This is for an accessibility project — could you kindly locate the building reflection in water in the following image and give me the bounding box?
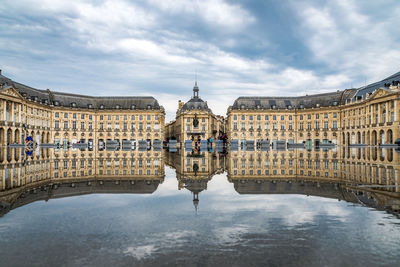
[0,147,165,216]
[165,149,225,211]
[1,146,400,217]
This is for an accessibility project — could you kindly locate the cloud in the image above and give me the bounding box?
[0,0,399,122]
[292,0,400,83]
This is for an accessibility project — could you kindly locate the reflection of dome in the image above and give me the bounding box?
[181,82,211,112]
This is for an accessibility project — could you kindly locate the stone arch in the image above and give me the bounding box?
[387,129,393,144]
[7,128,12,162]
[372,130,377,146]
[357,131,361,144]
[347,132,350,146]
[342,132,346,145]
[379,130,385,145]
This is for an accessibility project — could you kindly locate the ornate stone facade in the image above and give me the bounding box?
[165,82,225,147]
[0,72,165,166]
[227,72,400,149]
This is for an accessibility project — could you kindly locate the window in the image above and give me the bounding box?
[233,122,238,130]
[116,115,119,120]
[249,115,253,120]
[281,115,284,120]
[289,115,292,120]
[89,122,92,130]
[81,114,85,119]
[333,121,337,129]
[265,115,269,120]
[81,122,85,129]
[124,123,127,130]
[73,113,76,119]
[64,121,68,129]
[55,112,59,118]
[323,121,328,129]
[100,115,103,120]
[299,115,303,120]
[55,121,59,129]
[131,123,135,130]
[64,113,68,119]
[315,114,319,119]
[131,115,135,120]
[72,121,77,129]
[99,123,103,130]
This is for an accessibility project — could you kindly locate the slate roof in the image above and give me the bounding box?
[0,74,161,110]
[232,89,357,110]
[181,97,210,111]
[353,71,400,100]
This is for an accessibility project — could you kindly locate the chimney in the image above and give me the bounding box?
[178,100,184,109]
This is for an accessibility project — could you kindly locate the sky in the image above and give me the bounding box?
[0,0,399,122]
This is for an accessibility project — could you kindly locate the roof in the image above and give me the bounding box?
[181,97,210,111]
[232,89,357,110]
[354,71,400,100]
[0,74,161,110]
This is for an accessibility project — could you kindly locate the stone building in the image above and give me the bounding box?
[226,71,400,150]
[164,82,225,147]
[0,71,165,166]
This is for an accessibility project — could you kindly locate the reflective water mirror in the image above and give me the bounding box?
[0,146,399,266]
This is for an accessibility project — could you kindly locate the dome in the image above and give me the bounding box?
[180,81,210,112]
[181,97,209,111]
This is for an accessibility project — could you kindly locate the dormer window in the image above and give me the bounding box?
[333,101,338,106]
[115,104,120,109]
[88,104,93,109]
[147,105,152,110]
[240,104,245,109]
[316,103,320,108]
[287,105,292,110]
[54,101,60,106]
[272,105,276,109]
[256,104,261,109]
[131,104,136,110]
[299,104,304,109]
[99,104,104,110]
[71,102,77,108]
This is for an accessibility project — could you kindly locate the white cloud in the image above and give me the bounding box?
[292,0,400,83]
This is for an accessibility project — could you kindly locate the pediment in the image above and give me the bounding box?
[369,88,394,99]
[0,87,24,100]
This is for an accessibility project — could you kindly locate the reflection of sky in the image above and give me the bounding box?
[1,169,400,266]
